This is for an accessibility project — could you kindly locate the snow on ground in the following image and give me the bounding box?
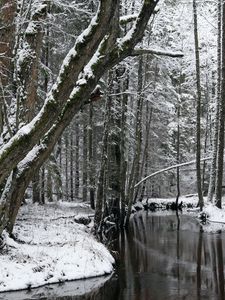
[0,202,114,293]
[139,195,225,233]
[199,203,225,233]
[1,194,225,294]
[143,194,199,207]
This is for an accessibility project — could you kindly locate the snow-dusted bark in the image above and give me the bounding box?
[14,1,47,125]
[215,0,225,208]
[207,0,222,203]
[135,157,212,188]
[0,0,16,135]
[1,0,160,234]
[193,0,204,210]
[0,0,118,186]
[126,56,144,226]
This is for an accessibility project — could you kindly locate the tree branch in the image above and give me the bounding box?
[0,0,118,186]
[131,48,184,58]
[134,157,212,188]
[120,14,138,25]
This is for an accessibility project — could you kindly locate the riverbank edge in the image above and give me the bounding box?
[0,202,115,294]
[132,195,225,232]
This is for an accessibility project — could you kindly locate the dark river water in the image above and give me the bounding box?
[1,213,225,300]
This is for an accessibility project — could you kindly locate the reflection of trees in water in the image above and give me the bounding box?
[195,230,225,300]
[196,228,202,300]
[52,215,225,300]
[127,214,225,300]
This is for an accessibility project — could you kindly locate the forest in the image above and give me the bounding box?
[1,0,225,299]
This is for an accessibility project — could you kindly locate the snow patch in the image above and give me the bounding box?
[0,203,114,293]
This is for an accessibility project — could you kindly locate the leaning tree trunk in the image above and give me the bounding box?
[0,0,159,236]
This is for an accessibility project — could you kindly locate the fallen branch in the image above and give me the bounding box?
[135,156,212,188]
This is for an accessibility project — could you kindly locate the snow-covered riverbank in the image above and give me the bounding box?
[133,195,225,233]
[0,202,114,293]
[1,195,225,294]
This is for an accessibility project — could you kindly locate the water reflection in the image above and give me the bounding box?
[121,213,225,300]
[113,213,225,300]
[2,214,225,300]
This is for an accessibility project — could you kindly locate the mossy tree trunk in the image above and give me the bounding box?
[0,0,159,236]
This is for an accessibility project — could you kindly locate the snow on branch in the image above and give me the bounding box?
[135,157,212,188]
[0,0,117,186]
[120,14,138,25]
[117,0,159,52]
[131,48,184,58]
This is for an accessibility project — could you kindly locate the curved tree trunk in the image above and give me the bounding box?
[0,0,159,235]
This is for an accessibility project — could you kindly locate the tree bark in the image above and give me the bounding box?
[208,0,222,203]
[125,56,144,225]
[82,117,88,202]
[0,0,159,235]
[193,0,204,210]
[88,103,95,209]
[94,85,112,230]
[0,0,16,134]
[215,0,225,209]
[75,123,80,199]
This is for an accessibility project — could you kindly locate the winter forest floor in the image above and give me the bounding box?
[1,195,225,295]
[0,202,114,293]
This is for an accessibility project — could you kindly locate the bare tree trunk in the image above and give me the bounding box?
[46,165,53,202]
[193,0,204,210]
[70,127,74,201]
[41,167,45,204]
[94,84,112,230]
[126,56,144,226]
[88,103,95,209]
[7,1,46,225]
[32,173,40,203]
[15,2,47,125]
[75,123,80,199]
[0,0,16,135]
[107,68,122,225]
[215,0,225,209]
[175,104,180,207]
[65,132,69,201]
[208,0,221,202]
[140,106,153,199]
[82,118,88,202]
[120,70,129,227]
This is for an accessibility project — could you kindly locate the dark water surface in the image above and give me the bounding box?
[2,213,225,300]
